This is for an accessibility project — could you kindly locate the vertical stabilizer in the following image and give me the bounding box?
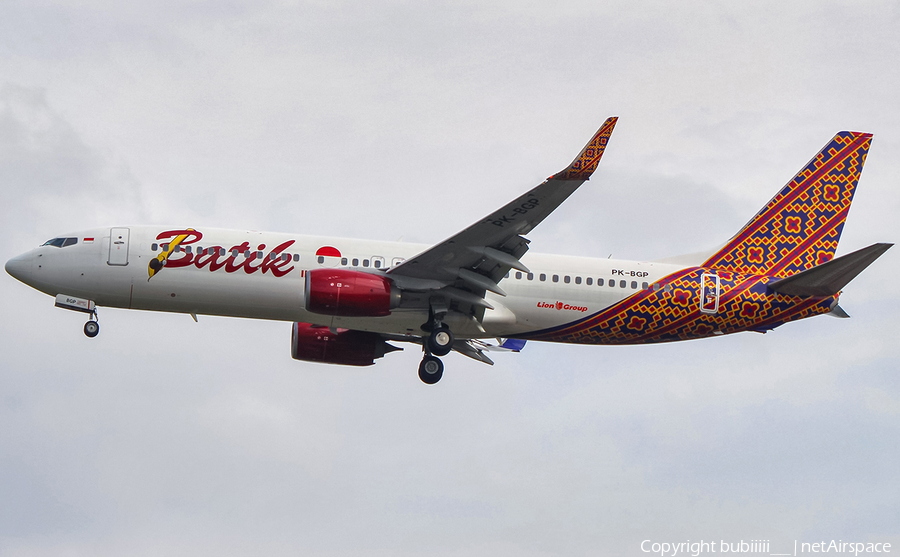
[703,131,872,278]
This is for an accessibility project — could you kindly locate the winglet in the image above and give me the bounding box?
[552,116,618,180]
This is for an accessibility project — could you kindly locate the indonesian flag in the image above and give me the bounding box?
[83,237,94,243]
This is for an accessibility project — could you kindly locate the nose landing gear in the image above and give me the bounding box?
[83,320,99,338]
[83,309,99,338]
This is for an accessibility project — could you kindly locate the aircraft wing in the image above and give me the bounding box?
[387,117,617,307]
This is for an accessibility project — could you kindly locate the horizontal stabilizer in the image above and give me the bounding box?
[768,243,892,297]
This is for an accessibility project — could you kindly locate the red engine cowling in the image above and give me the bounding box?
[305,269,400,317]
[291,322,399,366]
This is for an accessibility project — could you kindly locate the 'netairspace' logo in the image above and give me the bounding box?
[640,539,892,557]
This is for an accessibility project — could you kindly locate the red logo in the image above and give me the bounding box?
[536,301,588,312]
[149,229,296,281]
[316,246,341,258]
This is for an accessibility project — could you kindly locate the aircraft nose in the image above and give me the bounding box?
[5,253,32,283]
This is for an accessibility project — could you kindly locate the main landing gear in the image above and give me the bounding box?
[418,355,443,384]
[83,310,99,338]
[418,322,454,385]
[426,324,454,356]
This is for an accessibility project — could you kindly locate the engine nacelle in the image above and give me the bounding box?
[291,322,399,366]
[304,269,400,317]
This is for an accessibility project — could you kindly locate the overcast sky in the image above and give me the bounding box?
[1,1,898,555]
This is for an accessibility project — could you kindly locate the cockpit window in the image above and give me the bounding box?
[42,237,77,248]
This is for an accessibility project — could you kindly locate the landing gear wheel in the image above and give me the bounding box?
[426,325,454,357]
[418,355,444,384]
[84,320,99,338]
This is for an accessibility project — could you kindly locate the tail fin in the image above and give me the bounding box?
[703,131,872,278]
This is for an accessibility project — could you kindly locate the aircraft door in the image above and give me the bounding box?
[700,272,719,314]
[108,227,130,266]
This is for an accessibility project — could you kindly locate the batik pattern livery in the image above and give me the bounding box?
[519,268,835,345]
[702,131,872,278]
[552,117,618,181]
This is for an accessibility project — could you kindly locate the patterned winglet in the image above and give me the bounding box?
[702,131,872,278]
[552,116,618,180]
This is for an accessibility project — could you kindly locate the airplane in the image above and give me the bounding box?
[5,117,892,384]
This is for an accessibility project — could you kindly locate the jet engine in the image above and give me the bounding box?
[291,322,400,366]
[304,269,400,317]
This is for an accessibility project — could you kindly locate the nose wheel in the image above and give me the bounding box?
[418,355,444,384]
[83,310,99,338]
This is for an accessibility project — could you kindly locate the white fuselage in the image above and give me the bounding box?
[7,226,685,338]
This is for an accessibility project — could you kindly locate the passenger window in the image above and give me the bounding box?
[375,260,382,268]
[256,251,263,259]
[540,273,546,281]
[527,273,534,280]
[185,246,192,254]
[552,275,559,283]
[631,281,638,289]
[598,278,604,286]
[269,252,277,260]
[392,257,405,266]
[664,284,672,293]
[352,258,359,266]
[609,280,615,288]
[341,258,348,265]
[175,246,182,253]
[575,276,581,284]
[219,248,226,256]
[317,256,324,264]
[515,272,522,279]
[372,257,384,268]
[620,280,626,288]
[162,244,170,252]
[642,282,649,290]
[586,277,592,285]
[282,254,290,262]
[564,275,570,284]
[363,259,369,267]
[151,243,158,251]
[293,254,300,262]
